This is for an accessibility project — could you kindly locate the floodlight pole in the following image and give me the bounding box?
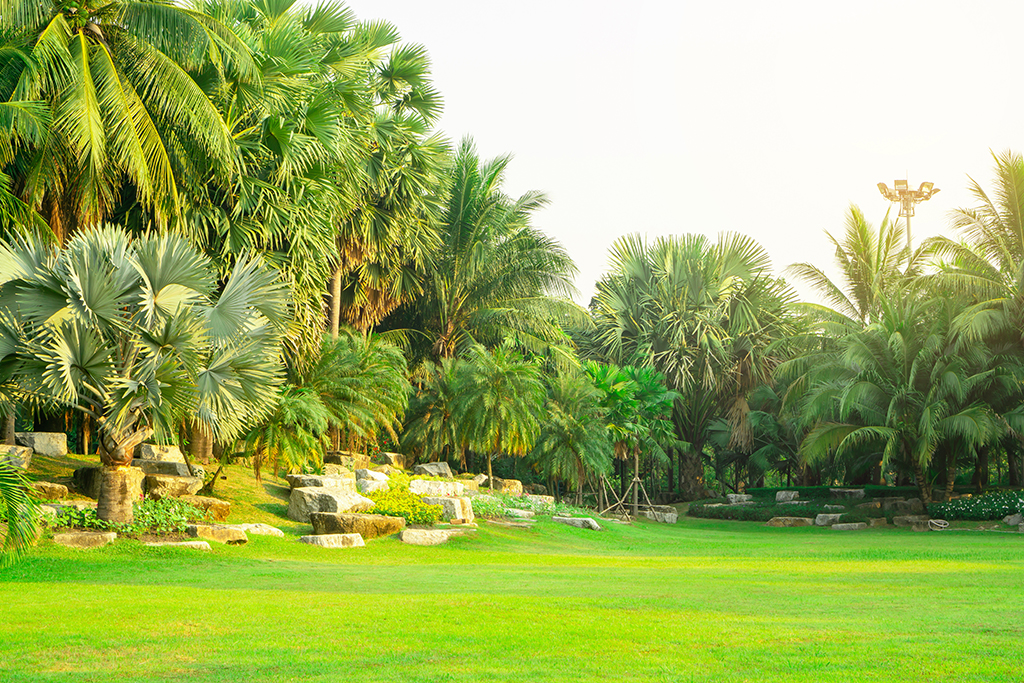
[877,179,940,252]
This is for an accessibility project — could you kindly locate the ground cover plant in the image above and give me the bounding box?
[930,490,1024,520]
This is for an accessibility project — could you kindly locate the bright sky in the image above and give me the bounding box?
[343,0,1024,304]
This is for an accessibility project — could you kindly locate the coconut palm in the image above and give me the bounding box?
[0,0,255,243]
[0,226,287,522]
[453,343,545,490]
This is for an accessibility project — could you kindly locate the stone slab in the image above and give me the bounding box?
[287,487,374,522]
[53,531,116,549]
[814,513,844,526]
[31,481,68,500]
[775,490,799,503]
[506,508,535,518]
[398,529,453,546]
[15,432,66,457]
[868,517,889,527]
[421,496,475,524]
[1003,513,1023,526]
[379,452,406,469]
[832,522,868,531]
[552,516,602,531]
[324,452,371,470]
[726,493,753,504]
[186,524,248,545]
[829,488,866,500]
[409,479,464,497]
[893,514,930,528]
[179,495,231,522]
[355,468,389,483]
[299,533,365,548]
[145,474,202,499]
[145,541,211,550]
[413,462,454,479]
[221,523,284,537]
[766,517,814,527]
[285,474,355,491]
[135,444,185,463]
[640,509,678,524]
[310,512,405,539]
[357,478,389,495]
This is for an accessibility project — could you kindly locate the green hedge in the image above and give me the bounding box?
[688,498,876,523]
[929,491,1024,521]
[744,485,922,500]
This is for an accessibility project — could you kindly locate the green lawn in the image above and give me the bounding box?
[2,487,1023,681]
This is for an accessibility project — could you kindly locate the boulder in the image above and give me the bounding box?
[778,501,809,506]
[355,468,389,483]
[824,504,846,511]
[322,464,353,478]
[145,474,202,499]
[310,512,405,539]
[726,494,753,504]
[30,481,69,501]
[356,478,389,495]
[1019,523,1024,534]
[868,517,889,527]
[398,529,453,546]
[0,444,32,470]
[371,465,403,478]
[421,496,475,524]
[37,505,58,523]
[284,474,355,492]
[132,459,203,479]
[15,432,66,457]
[287,487,374,522]
[379,452,406,469]
[525,494,555,506]
[409,479,464,497]
[471,473,488,487]
[179,495,231,522]
[186,524,248,545]
[765,517,814,527]
[911,521,931,532]
[525,483,548,495]
[145,541,211,550]
[856,501,882,510]
[221,523,284,537]
[814,513,844,526]
[895,498,925,514]
[477,476,523,496]
[553,516,602,531]
[1003,513,1023,526]
[506,508,535,519]
[413,462,454,479]
[832,522,868,531]
[881,497,906,511]
[640,506,678,524]
[775,490,799,503]
[134,444,185,463]
[829,488,865,500]
[324,452,371,470]
[893,514,930,528]
[53,531,116,549]
[299,533,365,548]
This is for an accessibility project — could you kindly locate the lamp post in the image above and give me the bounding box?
[877,179,940,251]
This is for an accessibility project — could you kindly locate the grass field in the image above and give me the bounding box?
[3,464,1024,682]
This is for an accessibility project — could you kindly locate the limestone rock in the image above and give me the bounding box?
[893,514,930,528]
[53,531,116,549]
[726,493,753,504]
[299,533,365,548]
[765,517,814,527]
[814,513,844,526]
[881,497,906,511]
[911,521,930,532]
[856,501,882,510]
[775,490,799,503]
[145,474,202,499]
[0,444,32,470]
[421,496,475,523]
[287,487,374,522]
[525,494,554,506]
[132,459,203,479]
[553,516,602,531]
[222,523,284,537]
[357,478,389,495]
[413,462,454,479]
[471,473,488,487]
[399,529,453,546]
[285,474,355,491]
[322,464,353,478]
[477,476,523,496]
[135,444,185,463]
[506,508,535,518]
[1002,513,1023,526]
[868,517,889,527]
[15,432,66,457]
[409,479,464,497]
[829,488,866,500]
[187,524,248,545]
[310,512,405,539]
[30,481,68,501]
[179,495,231,522]
[824,504,846,511]
[355,468,389,482]
[525,483,548,495]
[640,506,678,524]
[832,522,867,531]
[778,501,809,506]
[145,541,211,550]
[371,464,403,478]
[324,452,371,470]
[894,498,925,514]
[1019,523,1024,533]
[378,452,405,469]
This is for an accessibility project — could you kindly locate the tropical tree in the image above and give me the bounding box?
[0,459,37,567]
[453,343,545,490]
[401,356,464,466]
[0,226,287,522]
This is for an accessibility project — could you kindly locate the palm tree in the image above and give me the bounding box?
[402,357,465,466]
[0,0,254,242]
[0,226,287,522]
[453,343,545,491]
[0,459,37,567]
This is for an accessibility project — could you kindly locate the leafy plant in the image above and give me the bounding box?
[367,487,442,525]
[929,491,1024,521]
[52,498,210,536]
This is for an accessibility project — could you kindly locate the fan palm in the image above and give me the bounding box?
[0,226,287,521]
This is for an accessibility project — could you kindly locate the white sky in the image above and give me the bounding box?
[343,0,1024,304]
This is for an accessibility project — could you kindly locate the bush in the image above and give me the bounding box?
[469,492,594,519]
[929,491,1024,520]
[688,499,874,523]
[367,488,443,525]
[52,497,210,536]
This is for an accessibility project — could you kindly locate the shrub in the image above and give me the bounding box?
[688,499,874,523]
[929,491,1024,520]
[52,498,210,536]
[470,492,594,519]
[367,488,443,525]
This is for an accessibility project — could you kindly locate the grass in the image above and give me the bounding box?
[3,463,1023,682]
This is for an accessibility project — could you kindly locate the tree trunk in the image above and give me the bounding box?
[944,450,957,501]
[488,453,495,493]
[80,415,91,457]
[911,458,932,505]
[2,410,14,445]
[330,263,343,340]
[189,421,213,464]
[1009,443,1022,488]
[972,447,989,494]
[676,448,708,501]
[97,466,143,524]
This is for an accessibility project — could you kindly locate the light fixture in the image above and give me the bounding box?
[877,177,939,250]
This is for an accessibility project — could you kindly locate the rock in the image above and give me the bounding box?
[145,541,211,550]
[409,479,464,497]
[398,529,453,546]
[284,474,355,491]
[856,501,882,510]
[726,494,753,504]
[186,524,248,545]
[30,481,68,500]
[357,479,389,495]
[832,522,868,531]
[895,498,925,514]
[911,522,930,532]
[132,459,203,479]
[322,464,353,478]
[145,474,203,499]
[814,513,844,526]
[1002,513,1023,526]
[299,533,365,548]
[379,452,406,469]
[824,504,845,511]
[477,476,524,496]
[471,473,488,487]
[640,505,678,524]
[287,487,374,522]
[324,452,371,470]
[15,432,66,457]
[882,497,906,511]
[487,519,534,529]
[553,516,602,531]
[868,517,889,527]
[893,514,930,528]
[421,496,475,523]
[74,466,146,501]
[525,494,555,506]
[37,505,58,522]
[371,465,403,478]
[413,462,454,479]
[778,501,809,506]
[1019,523,1024,533]
[355,468,389,483]
[506,508,535,518]
[53,531,116,549]
[310,512,405,539]
[829,488,865,500]
[134,444,185,463]
[179,495,231,522]
[221,523,284,537]
[525,483,547,495]
[775,491,799,503]
[48,500,97,513]
[0,444,32,469]
[765,517,814,527]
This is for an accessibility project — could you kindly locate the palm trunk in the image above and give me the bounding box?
[189,421,213,464]
[2,410,14,446]
[972,447,989,494]
[911,458,932,505]
[96,425,152,523]
[944,450,957,501]
[487,453,495,493]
